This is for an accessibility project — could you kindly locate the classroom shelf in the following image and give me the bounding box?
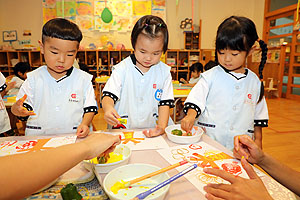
[0,49,215,81]
[165,49,215,81]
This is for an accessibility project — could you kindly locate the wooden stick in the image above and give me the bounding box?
[129,160,188,185]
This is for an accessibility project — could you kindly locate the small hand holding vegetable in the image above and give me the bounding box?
[103,106,120,126]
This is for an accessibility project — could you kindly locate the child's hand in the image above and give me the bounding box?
[233,135,264,165]
[76,124,90,138]
[103,107,120,126]
[81,133,121,160]
[181,115,195,133]
[180,78,187,84]
[6,81,16,91]
[11,94,36,117]
[142,125,164,137]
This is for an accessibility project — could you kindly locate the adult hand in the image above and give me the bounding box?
[11,94,36,117]
[233,135,264,165]
[143,125,164,137]
[203,157,273,200]
[76,124,90,138]
[103,107,120,126]
[81,133,121,160]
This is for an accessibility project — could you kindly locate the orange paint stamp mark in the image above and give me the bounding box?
[121,131,144,145]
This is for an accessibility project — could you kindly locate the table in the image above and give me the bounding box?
[98,131,297,200]
[265,87,278,99]
[173,85,192,122]
[0,133,297,200]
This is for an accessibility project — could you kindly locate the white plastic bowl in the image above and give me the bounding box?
[87,144,131,174]
[103,163,170,200]
[165,124,203,144]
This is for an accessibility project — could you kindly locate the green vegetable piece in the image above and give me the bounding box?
[60,183,82,200]
[171,129,183,136]
[187,132,192,136]
[98,154,110,164]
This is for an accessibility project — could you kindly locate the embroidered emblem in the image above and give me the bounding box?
[69,93,79,102]
[247,94,252,99]
[154,89,163,101]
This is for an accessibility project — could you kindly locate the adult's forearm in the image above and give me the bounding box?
[0,142,88,200]
[259,153,300,196]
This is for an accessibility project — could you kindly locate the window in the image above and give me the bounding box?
[269,0,297,12]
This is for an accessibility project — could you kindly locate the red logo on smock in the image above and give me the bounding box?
[71,94,76,98]
[153,84,157,89]
[247,94,252,99]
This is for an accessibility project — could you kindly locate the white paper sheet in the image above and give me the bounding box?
[0,135,77,157]
[157,142,250,194]
[98,130,170,151]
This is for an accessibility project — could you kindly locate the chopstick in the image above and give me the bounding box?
[133,164,198,200]
[129,160,188,186]
[110,160,188,194]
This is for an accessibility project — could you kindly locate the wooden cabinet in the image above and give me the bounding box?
[0,50,44,76]
[184,31,201,49]
[0,49,215,82]
[166,49,202,81]
[0,51,9,75]
[0,49,134,85]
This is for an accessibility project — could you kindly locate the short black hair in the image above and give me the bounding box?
[190,62,203,73]
[13,62,31,79]
[204,60,217,71]
[42,18,82,44]
[131,15,169,53]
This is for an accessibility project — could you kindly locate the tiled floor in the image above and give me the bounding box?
[93,98,300,171]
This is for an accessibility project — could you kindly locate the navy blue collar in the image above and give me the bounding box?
[56,66,73,82]
[219,64,248,80]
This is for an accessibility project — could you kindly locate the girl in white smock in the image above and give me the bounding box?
[181,16,269,150]
[102,15,174,137]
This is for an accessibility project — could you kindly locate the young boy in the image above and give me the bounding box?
[180,62,203,87]
[7,62,31,95]
[11,18,97,137]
